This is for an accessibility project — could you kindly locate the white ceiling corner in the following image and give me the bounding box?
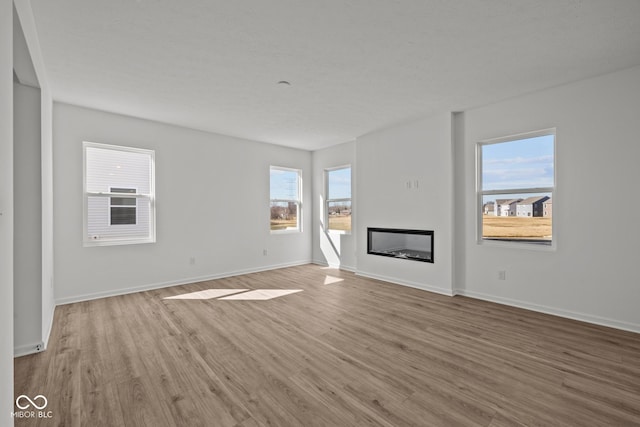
[13,4,39,88]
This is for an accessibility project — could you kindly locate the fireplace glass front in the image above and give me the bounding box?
[367,228,433,263]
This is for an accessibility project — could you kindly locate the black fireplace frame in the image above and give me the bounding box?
[367,228,434,263]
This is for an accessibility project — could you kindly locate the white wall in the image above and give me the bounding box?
[53,103,312,303]
[311,141,356,270]
[457,65,640,332]
[355,113,454,295]
[13,82,42,355]
[1,0,14,423]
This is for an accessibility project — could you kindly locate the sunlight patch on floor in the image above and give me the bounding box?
[218,289,303,300]
[164,289,248,300]
[164,289,303,301]
[324,275,344,285]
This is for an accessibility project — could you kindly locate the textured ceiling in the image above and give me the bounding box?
[30,0,640,150]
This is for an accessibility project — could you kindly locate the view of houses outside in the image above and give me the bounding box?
[482,194,552,241]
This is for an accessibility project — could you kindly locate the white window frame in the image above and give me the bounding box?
[269,166,302,233]
[325,165,352,234]
[476,128,556,249]
[83,142,156,246]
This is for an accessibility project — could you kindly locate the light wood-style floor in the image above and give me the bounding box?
[14,265,640,426]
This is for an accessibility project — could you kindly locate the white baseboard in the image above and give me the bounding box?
[312,259,356,272]
[14,341,44,358]
[55,260,312,306]
[355,270,455,297]
[456,289,640,334]
[338,264,356,273]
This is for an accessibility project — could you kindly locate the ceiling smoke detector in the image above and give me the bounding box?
[277,80,291,86]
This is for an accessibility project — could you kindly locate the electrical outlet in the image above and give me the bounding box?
[189,257,196,265]
[263,249,268,256]
[498,270,506,280]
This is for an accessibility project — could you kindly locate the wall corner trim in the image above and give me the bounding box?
[41,304,55,350]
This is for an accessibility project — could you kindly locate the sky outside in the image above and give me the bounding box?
[270,166,352,200]
[482,134,554,192]
[327,167,351,199]
[270,168,300,200]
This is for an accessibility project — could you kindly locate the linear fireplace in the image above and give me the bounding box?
[367,228,434,263]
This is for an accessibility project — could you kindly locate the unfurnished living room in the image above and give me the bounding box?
[3,1,640,426]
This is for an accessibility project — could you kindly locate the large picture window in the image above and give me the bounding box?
[477,129,555,246]
[325,166,351,232]
[83,142,155,246]
[270,166,302,232]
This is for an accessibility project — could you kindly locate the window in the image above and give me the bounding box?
[110,188,137,225]
[83,142,155,246]
[325,166,351,232]
[477,129,555,245]
[270,166,302,232]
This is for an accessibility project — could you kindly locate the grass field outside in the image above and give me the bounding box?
[270,214,353,231]
[482,215,552,240]
[270,218,298,231]
[273,214,545,238]
[328,214,351,231]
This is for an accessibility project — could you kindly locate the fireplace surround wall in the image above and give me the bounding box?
[367,228,434,263]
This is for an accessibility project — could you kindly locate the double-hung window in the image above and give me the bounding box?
[325,166,352,232]
[477,129,555,246]
[270,166,302,232]
[83,142,155,246]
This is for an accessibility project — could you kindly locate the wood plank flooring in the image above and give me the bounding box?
[14,264,640,426]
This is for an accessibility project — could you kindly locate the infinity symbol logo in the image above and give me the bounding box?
[16,395,48,410]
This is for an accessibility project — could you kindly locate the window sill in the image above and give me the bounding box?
[478,238,556,252]
[270,229,302,235]
[84,237,155,247]
[327,229,351,235]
